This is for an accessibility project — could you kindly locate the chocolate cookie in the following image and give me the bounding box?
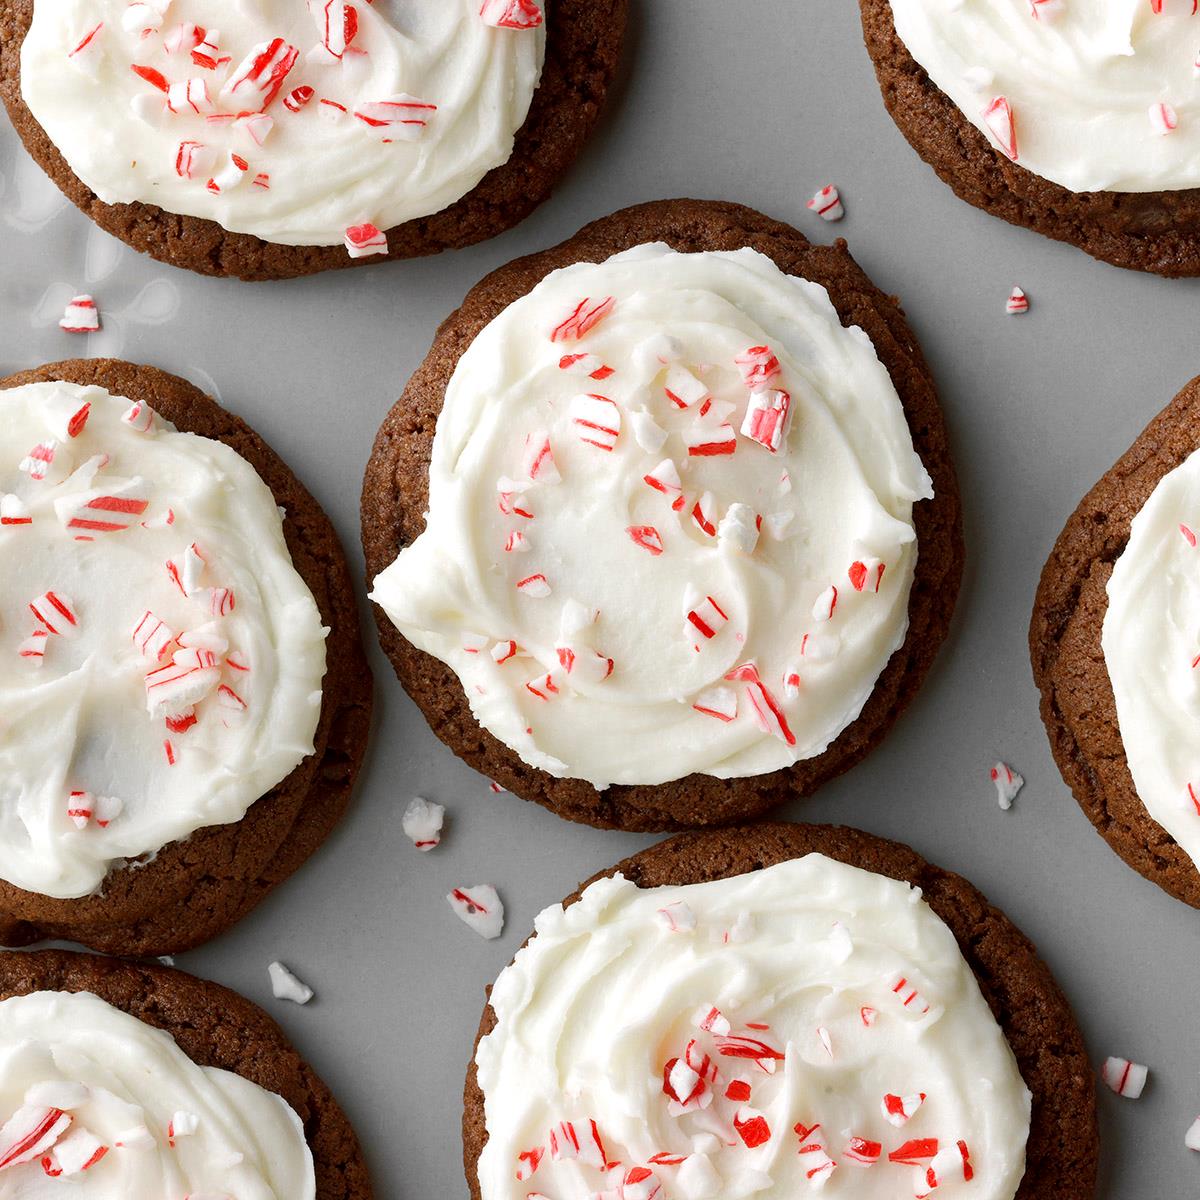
[0,358,373,956]
[0,947,372,1199]
[360,198,964,832]
[1030,376,1200,907]
[858,0,1200,277]
[463,823,1099,1200]
[0,0,626,280]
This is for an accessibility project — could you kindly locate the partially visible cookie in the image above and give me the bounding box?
[0,948,371,1198]
[860,0,1200,277]
[1031,375,1200,907]
[0,0,626,279]
[362,198,963,832]
[463,823,1098,1200]
[0,359,372,955]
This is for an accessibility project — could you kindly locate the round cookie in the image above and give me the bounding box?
[1030,376,1200,907]
[0,947,371,1198]
[463,822,1098,1200]
[0,358,372,955]
[859,0,1200,278]
[0,0,627,281]
[361,198,964,833]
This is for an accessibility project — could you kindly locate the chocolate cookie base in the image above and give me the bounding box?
[859,0,1200,277]
[361,198,964,832]
[1031,376,1200,906]
[0,359,373,955]
[0,0,626,280]
[0,948,372,1199]
[463,824,1099,1200]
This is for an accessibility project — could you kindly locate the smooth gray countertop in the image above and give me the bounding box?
[1,1,1194,1195]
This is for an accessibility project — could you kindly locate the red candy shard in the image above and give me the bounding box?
[0,1106,72,1170]
[982,95,1018,161]
[626,525,664,556]
[889,1138,939,1165]
[733,1110,771,1149]
[220,38,298,111]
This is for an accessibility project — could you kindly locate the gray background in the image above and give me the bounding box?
[0,0,1193,1194]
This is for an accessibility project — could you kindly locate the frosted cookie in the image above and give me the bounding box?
[0,359,371,955]
[1032,374,1200,905]
[0,0,626,279]
[861,0,1200,276]
[0,948,371,1197]
[362,199,963,831]
[463,823,1097,1200]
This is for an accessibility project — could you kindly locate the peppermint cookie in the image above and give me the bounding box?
[0,1,625,280]
[0,948,371,1197]
[1031,375,1200,906]
[362,199,963,831]
[0,359,372,954]
[861,0,1200,276]
[464,823,1098,1200]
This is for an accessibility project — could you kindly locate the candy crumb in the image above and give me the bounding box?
[990,762,1024,810]
[268,961,314,1005]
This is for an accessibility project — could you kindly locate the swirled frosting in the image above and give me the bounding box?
[1104,446,1200,871]
[475,854,1032,1200]
[889,0,1200,194]
[0,382,327,899]
[370,244,933,789]
[0,989,313,1196]
[19,0,545,246]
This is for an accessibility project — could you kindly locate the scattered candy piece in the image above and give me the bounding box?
[0,1106,72,1170]
[882,1091,926,1127]
[1100,1056,1148,1099]
[344,223,388,258]
[1150,101,1178,135]
[480,0,545,27]
[990,762,1024,810]
[1005,286,1029,316]
[656,901,697,933]
[448,885,504,939]
[806,185,844,221]
[268,961,314,1005]
[402,796,445,851]
[59,295,100,334]
[551,297,615,343]
[982,95,1018,160]
[569,393,621,451]
[1185,1116,1200,1151]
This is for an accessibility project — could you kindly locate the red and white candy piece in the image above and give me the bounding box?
[43,1127,107,1176]
[685,594,729,646]
[480,0,545,27]
[403,796,445,850]
[806,185,844,221]
[55,478,149,534]
[144,651,221,718]
[691,491,718,538]
[1005,287,1029,316]
[734,346,780,390]
[683,419,737,458]
[569,393,621,451]
[812,585,838,622]
[167,1111,198,1147]
[67,23,105,77]
[550,297,615,343]
[17,630,48,665]
[175,139,217,180]
[123,400,157,433]
[30,592,79,638]
[0,1106,72,1170]
[19,440,60,482]
[656,900,697,933]
[132,611,175,661]
[516,573,551,598]
[558,352,614,381]
[497,476,533,517]
[890,973,932,1016]
[794,1122,836,1188]
[990,762,1024,810]
[522,431,561,484]
[206,151,249,193]
[693,685,738,722]
[504,531,529,554]
[42,393,91,440]
[235,112,275,147]
[982,95,1018,161]
[220,38,298,111]
[166,77,214,115]
[310,0,360,59]
[741,389,790,453]
[548,1119,607,1169]
[1149,102,1178,135]
[268,961,314,1005]
[882,1091,926,1127]
[843,1136,882,1167]
[556,644,615,684]
[728,662,796,746]
[283,84,315,113]
[447,885,504,939]
[617,1166,662,1200]
[166,543,206,596]
[1,495,31,527]
[848,557,885,593]
[1028,0,1064,19]
[733,1109,771,1149]
[627,525,665,556]
[664,365,710,410]
[1100,1056,1148,1099]
[644,459,685,511]
[59,295,99,334]
[122,0,168,33]
[916,1141,974,1198]
[354,95,438,139]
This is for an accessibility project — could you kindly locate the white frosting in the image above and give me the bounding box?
[0,382,327,900]
[475,854,1032,1200]
[19,0,545,246]
[370,244,933,789]
[1104,445,1200,871]
[888,0,1200,194]
[0,990,313,1196]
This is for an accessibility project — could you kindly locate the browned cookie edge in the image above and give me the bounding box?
[0,359,373,955]
[858,0,1200,277]
[0,0,627,280]
[360,197,964,832]
[0,948,372,1199]
[1030,375,1200,907]
[461,823,1098,1200]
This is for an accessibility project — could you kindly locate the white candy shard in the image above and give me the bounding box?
[268,961,314,1005]
[402,796,445,851]
[448,885,504,939]
[990,762,1024,810]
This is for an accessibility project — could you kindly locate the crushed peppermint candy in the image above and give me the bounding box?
[448,885,504,939]
[1100,1056,1148,1098]
[268,960,314,1005]
[990,762,1024,810]
[806,184,844,221]
[402,796,445,850]
[59,295,100,334]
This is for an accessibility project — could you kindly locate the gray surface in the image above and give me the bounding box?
[0,1,1194,1195]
